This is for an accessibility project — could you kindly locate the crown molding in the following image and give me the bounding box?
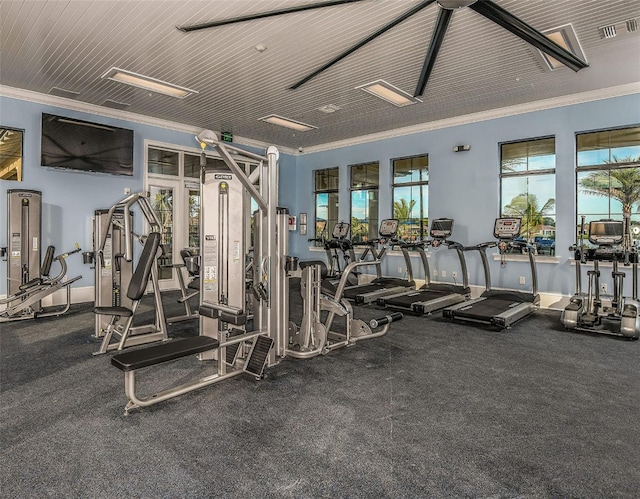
[3,83,637,157]
[0,85,296,155]
[301,82,640,154]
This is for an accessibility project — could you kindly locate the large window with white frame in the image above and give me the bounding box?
[350,162,379,243]
[314,167,339,245]
[392,154,428,242]
[576,126,640,246]
[500,137,556,248]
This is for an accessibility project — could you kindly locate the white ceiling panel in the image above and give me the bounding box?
[1,0,639,149]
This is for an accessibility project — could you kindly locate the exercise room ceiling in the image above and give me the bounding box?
[1,0,638,150]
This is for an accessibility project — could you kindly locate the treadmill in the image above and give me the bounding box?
[443,217,540,329]
[377,218,471,315]
[342,219,416,304]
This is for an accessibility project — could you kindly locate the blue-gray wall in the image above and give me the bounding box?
[2,93,639,301]
[0,95,296,296]
[289,93,640,299]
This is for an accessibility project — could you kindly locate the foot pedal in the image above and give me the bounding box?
[224,329,244,366]
[244,335,273,378]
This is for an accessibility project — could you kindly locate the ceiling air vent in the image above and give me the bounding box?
[317,104,341,114]
[101,99,130,110]
[599,17,639,38]
[49,87,80,99]
[599,24,617,39]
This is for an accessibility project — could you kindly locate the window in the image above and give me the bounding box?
[350,162,379,243]
[500,137,556,247]
[148,148,179,176]
[314,167,339,244]
[576,126,640,245]
[392,154,428,242]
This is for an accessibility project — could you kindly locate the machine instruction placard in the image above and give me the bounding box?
[203,234,218,293]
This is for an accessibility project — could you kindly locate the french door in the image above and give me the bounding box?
[146,178,200,290]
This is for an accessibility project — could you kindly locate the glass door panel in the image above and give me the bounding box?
[186,185,200,254]
[149,184,175,284]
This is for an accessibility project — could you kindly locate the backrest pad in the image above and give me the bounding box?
[127,232,161,301]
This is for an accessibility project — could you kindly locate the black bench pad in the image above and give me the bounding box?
[94,306,133,317]
[111,336,219,372]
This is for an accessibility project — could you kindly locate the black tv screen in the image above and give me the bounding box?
[41,113,134,176]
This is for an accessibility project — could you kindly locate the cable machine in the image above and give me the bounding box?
[6,189,42,308]
[86,208,134,338]
[108,131,403,414]
[2,189,82,322]
[91,192,168,354]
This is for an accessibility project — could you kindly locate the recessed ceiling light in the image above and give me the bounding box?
[356,80,421,107]
[101,67,198,98]
[258,115,317,131]
[317,104,341,113]
[535,24,586,71]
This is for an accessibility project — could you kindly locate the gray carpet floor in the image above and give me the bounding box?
[1,287,639,498]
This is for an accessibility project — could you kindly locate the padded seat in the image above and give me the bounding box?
[94,306,133,317]
[111,336,219,372]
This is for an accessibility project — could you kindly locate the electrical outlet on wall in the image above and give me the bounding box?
[441,270,446,277]
[398,267,403,274]
[433,270,438,277]
[519,276,525,285]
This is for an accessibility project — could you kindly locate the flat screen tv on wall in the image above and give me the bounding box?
[41,113,134,176]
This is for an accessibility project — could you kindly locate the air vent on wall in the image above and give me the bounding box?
[49,87,80,99]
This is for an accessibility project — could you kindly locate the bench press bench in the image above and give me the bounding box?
[111,333,273,414]
[111,336,219,371]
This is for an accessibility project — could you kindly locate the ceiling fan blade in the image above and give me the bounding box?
[177,0,366,32]
[470,0,588,72]
[290,0,437,89]
[414,7,453,97]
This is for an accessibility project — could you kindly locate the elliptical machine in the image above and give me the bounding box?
[308,221,359,294]
[561,217,639,339]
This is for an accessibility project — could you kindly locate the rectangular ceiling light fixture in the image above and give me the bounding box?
[356,80,421,107]
[536,24,586,71]
[259,115,317,131]
[101,67,198,98]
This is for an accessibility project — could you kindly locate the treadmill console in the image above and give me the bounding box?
[430,218,454,239]
[332,222,351,240]
[588,219,624,246]
[379,219,399,238]
[493,218,521,240]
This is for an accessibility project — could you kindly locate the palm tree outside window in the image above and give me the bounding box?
[576,126,640,246]
[314,167,339,247]
[350,162,379,243]
[500,137,556,251]
[392,154,428,242]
